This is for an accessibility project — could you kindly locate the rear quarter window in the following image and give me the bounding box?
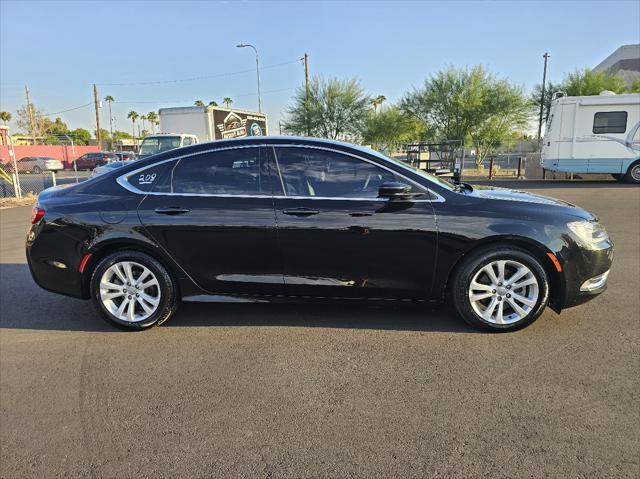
[123,161,176,193]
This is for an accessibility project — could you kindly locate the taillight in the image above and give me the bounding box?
[31,206,45,224]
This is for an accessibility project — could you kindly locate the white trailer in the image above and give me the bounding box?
[158,106,268,142]
[541,92,640,183]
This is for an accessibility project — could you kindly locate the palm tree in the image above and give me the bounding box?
[223,97,233,108]
[194,100,205,106]
[141,114,148,132]
[0,111,12,124]
[208,101,218,107]
[146,111,158,134]
[127,111,139,145]
[372,95,386,112]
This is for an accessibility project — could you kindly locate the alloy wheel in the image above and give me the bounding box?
[99,261,161,322]
[468,260,539,325]
[631,164,640,182]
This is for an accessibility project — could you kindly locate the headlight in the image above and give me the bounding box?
[567,220,610,249]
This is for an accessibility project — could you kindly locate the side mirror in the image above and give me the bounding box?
[378,181,412,199]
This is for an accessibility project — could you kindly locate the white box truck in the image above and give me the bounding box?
[159,106,268,142]
[541,92,640,183]
[137,106,268,158]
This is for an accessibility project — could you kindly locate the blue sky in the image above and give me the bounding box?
[1,0,638,134]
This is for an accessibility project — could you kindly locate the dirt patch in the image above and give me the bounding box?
[0,193,37,209]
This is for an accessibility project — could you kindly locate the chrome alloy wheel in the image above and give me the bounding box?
[631,164,640,182]
[99,261,161,322]
[468,260,539,325]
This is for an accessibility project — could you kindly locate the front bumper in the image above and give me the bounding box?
[557,241,614,309]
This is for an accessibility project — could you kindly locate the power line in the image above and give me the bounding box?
[46,102,93,116]
[97,59,302,87]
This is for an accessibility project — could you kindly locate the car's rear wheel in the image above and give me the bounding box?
[90,250,179,330]
[623,161,640,184]
[452,247,550,332]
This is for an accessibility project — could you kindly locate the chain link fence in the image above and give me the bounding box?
[0,166,90,199]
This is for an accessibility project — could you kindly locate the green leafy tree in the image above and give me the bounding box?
[223,97,233,108]
[113,130,132,142]
[0,111,11,124]
[194,100,205,106]
[209,100,218,107]
[530,81,562,126]
[401,65,529,166]
[70,128,91,145]
[561,69,627,96]
[283,77,370,140]
[361,106,423,153]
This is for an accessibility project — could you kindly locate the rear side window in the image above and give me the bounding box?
[124,161,176,193]
[182,137,194,146]
[593,111,627,134]
[170,147,272,195]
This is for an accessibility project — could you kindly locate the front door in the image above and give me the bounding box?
[269,146,438,299]
[137,146,283,296]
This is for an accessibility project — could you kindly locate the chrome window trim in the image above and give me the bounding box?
[116,142,445,203]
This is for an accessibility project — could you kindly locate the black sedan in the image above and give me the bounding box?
[26,137,613,332]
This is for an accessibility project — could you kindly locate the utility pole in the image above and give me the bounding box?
[24,85,36,144]
[537,52,550,148]
[304,53,310,136]
[93,84,102,148]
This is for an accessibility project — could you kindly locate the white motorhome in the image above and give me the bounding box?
[158,106,268,143]
[541,92,640,183]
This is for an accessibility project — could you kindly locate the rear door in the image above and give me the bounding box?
[270,146,438,299]
[136,146,283,296]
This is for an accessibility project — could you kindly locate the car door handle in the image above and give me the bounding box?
[154,207,190,215]
[282,207,320,217]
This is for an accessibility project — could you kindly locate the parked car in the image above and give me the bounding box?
[73,152,118,170]
[115,151,137,162]
[90,160,134,178]
[27,137,613,332]
[9,156,64,174]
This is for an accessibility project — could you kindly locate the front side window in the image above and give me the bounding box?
[171,147,272,195]
[593,111,627,134]
[273,147,399,198]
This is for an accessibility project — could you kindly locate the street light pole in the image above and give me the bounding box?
[236,43,262,112]
[537,52,550,148]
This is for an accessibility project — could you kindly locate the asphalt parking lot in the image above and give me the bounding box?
[1,181,638,478]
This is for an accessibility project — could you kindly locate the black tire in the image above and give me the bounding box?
[451,247,550,332]
[90,250,179,330]
[32,166,42,174]
[611,173,623,181]
[623,161,640,184]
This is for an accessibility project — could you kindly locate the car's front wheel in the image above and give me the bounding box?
[90,250,179,330]
[452,247,550,332]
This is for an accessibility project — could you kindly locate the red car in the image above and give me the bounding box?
[73,152,118,171]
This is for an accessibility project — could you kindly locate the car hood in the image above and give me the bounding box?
[465,185,595,220]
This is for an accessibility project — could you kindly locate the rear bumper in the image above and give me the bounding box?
[26,222,86,299]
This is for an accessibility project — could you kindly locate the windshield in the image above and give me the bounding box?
[139,136,182,156]
[364,147,457,191]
